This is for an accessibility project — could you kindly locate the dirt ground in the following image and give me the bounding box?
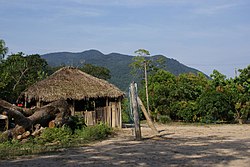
[0,123,250,167]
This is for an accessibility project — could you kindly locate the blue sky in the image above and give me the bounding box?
[0,0,249,78]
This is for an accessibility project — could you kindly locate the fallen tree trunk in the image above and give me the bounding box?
[0,99,32,130]
[0,99,71,137]
[0,99,34,116]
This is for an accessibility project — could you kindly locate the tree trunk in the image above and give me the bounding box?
[0,99,71,136]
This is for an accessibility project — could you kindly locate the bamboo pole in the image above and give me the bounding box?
[137,97,158,134]
[130,82,141,140]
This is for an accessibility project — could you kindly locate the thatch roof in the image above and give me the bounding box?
[21,67,124,102]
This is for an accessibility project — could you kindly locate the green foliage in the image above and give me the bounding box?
[210,70,227,88]
[67,116,87,132]
[225,66,250,122]
[146,70,176,119]
[0,53,49,102]
[0,39,8,60]
[158,115,172,124]
[0,124,112,159]
[130,49,167,80]
[0,132,7,142]
[197,90,234,123]
[144,70,208,121]
[129,56,147,77]
[75,123,112,141]
[35,127,73,145]
[80,63,111,80]
[121,98,131,123]
[42,49,204,91]
[176,101,198,122]
[137,64,249,124]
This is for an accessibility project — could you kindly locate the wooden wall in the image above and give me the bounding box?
[83,100,122,128]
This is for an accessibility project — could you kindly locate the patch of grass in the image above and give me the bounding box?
[0,123,112,159]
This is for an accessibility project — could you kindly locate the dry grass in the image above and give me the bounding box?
[21,67,124,102]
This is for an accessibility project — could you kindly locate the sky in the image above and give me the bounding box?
[0,0,249,78]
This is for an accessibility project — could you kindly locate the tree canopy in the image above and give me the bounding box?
[138,65,250,124]
[0,53,48,102]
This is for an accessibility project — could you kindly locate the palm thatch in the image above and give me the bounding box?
[21,67,124,102]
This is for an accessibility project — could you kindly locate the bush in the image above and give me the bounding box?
[66,116,86,133]
[75,123,112,141]
[158,115,171,124]
[35,126,73,145]
[197,90,234,123]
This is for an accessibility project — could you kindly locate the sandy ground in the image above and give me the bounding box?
[0,123,250,167]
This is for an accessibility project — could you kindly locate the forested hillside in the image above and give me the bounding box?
[42,50,203,90]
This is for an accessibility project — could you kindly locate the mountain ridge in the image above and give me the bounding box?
[41,50,204,91]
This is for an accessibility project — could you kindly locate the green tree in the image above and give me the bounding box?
[130,49,167,117]
[197,90,234,123]
[146,69,176,120]
[171,73,208,121]
[210,69,227,90]
[130,49,166,78]
[80,63,111,80]
[227,65,250,123]
[129,49,150,78]
[0,53,48,102]
[0,39,8,60]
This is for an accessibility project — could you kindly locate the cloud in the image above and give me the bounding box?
[192,3,239,15]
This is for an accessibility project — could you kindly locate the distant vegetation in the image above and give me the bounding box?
[41,49,203,91]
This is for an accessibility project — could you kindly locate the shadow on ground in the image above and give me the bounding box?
[1,129,250,167]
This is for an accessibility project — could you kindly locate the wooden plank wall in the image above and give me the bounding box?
[84,111,96,126]
[83,101,122,128]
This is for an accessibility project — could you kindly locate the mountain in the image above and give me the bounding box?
[41,50,204,91]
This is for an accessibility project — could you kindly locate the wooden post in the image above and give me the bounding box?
[130,82,141,140]
[137,97,158,134]
[144,60,150,116]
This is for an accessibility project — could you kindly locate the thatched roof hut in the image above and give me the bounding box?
[22,66,124,102]
[20,67,124,128]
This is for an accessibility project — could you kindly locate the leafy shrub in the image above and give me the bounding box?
[75,123,112,141]
[197,90,234,123]
[66,116,86,133]
[35,126,73,145]
[158,115,171,124]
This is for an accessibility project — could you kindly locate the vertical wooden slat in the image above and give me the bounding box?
[107,106,112,127]
[112,103,116,128]
[115,102,119,128]
[93,110,96,125]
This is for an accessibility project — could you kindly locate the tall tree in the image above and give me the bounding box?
[0,39,8,60]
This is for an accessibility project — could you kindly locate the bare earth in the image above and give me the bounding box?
[1,123,250,167]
